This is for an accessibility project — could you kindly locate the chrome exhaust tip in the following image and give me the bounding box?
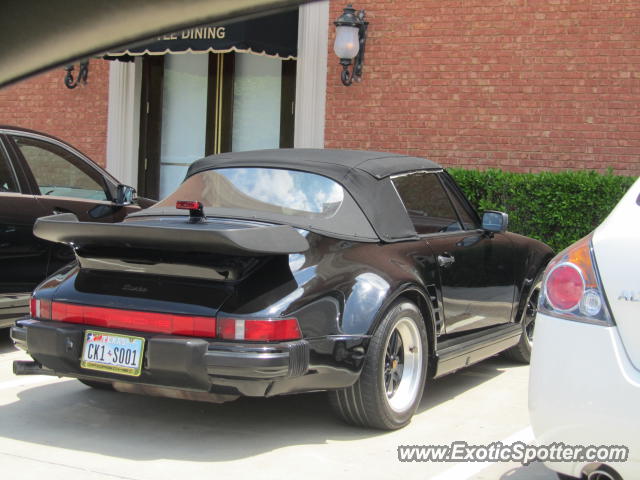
[12,360,55,376]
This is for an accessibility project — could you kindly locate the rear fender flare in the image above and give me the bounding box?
[514,252,554,324]
[359,283,437,374]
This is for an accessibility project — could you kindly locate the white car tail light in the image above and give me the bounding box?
[539,234,613,325]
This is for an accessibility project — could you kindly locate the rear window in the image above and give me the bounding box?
[156,168,345,219]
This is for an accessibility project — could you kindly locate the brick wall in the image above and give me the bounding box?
[0,59,110,167]
[325,0,640,175]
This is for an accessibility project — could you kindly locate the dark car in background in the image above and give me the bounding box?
[12,149,552,430]
[0,126,153,329]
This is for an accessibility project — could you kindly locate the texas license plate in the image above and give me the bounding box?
[80,330,145,377]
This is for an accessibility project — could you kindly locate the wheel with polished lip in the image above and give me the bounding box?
[329,300,428,430]
[503,274,542,364]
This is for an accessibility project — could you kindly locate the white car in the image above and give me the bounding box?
[529,177,640,480]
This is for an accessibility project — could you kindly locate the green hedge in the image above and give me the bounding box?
[448,168,637,252]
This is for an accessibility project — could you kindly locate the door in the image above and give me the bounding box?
[391,171,515,334]
[137,55,164,200]
[7,133,127,275]
[137,52,296,200]
[0,137,50,323]
[158,54,210,198]
[426,231,515,334]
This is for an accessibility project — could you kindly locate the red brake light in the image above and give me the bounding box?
[176,200,204,219]
[545,264,585,311]
[35,300,300,341]
[540,234,611,324]
[49,302,216,337]
[219,317,302,341]
[176,201,202,210]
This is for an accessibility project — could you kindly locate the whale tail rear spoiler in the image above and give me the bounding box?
[33,213,309,257]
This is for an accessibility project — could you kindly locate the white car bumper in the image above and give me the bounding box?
[529,313,640,478]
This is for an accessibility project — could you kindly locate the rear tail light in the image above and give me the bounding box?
[31,299,301,341]
[32,300,216,337]
[30,297,52,320]
[539,234,612,325]
[545,263,584,311]
[218,317,302,341]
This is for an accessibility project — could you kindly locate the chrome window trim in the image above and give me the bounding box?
[6,130,113,201]
[2,129,119,186]
[389,169,472,238]
[32,194,115,206]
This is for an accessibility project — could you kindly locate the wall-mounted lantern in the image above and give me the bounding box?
[64,60,89,89]
[333,4,368,86]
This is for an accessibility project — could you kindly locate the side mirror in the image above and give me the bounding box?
[482,211,509,233]
[115,184,136,206]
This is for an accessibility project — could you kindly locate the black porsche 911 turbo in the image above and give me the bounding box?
[11,149,553,430]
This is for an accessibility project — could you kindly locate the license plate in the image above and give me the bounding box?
[81,330,145,377]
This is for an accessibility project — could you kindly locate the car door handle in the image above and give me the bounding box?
[437,254,455,268]
[52,207,73,215]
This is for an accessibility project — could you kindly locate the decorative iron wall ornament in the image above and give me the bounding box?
[64,61,89,89]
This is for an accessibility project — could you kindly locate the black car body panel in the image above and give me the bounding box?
[12,148,553,405]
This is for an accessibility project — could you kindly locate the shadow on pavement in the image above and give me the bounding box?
[1,381,370,462]
[499,462,558,479]
[0,354,522,462]
[419,354,515,412]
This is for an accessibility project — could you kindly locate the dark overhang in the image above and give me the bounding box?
[104,9,298,61]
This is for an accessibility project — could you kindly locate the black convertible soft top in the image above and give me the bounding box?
[186,149,441,181]
[144,149,443,243]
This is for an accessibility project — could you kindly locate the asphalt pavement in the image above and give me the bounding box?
[0,328,558,480]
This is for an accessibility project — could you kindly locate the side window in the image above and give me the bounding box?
[0,146,19,193]
[392,172,462,235]
[441,175,479,230]
[12,136,108,201]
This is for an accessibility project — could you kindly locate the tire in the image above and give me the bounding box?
[329,300,428,430]
[556,474,580,480]
[503,274,542,364]
[78,379,115,391]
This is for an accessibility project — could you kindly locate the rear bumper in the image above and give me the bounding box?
[529,313,640,478]
[11,319,318,397]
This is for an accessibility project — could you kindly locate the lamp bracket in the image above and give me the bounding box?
[64,60,89,89]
